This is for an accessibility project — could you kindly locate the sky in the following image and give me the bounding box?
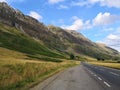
[0,0,120,52]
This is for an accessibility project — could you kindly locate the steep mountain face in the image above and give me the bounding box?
[0,2,66,50]
[48,26,120,59]
[0,2,119,60]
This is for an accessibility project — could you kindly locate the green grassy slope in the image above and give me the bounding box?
[0,23,64,60]
[0,22,80,90]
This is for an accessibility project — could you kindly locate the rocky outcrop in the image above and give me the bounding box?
[0,2,48,35]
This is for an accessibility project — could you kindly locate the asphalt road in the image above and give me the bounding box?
[82,62,120,90]
[30,62,120,90]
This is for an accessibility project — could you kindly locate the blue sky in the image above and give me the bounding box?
[0,0,120,51]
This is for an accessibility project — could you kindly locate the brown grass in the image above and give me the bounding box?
[0,47,80,90]
[0,59,79,90]
[88,61,120,69]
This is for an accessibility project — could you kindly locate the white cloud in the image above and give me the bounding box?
[101,28,120,52]
[88,0,99,4]
[58,5,68,9]
[62,12,120,30]
[100,0,120,8]
[62,12,120,31]
[72,16,80,20]
[0,0,24,3]
[93,12,120,26]
[48,0,65,4]
[72,0,100,6]
[62,16,92,30]
[107,34,119,40]
[28,11,42,21]
[104,34,120,51]
[72,0,120,8]
[64,19,84,30]
[0,0,7,2]
[71,1,88,7]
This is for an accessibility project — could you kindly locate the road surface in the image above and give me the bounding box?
[83,62,120,90]
[30,62,120,90]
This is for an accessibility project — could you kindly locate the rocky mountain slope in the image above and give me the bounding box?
[0,2,119,60]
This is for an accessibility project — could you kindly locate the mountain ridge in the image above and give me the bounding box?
[0,2,120,60]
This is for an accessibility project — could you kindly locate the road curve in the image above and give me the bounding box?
[30,64,105,90]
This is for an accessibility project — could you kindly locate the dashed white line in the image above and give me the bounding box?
[94,74,97,76]
[90,71,93,74]
[87,70,94,75]
[87,68,112,88]
[97,77,102,80]
[110,72,120,76]
[88,70,92,73]
[91,72,94,74]
[103,81,111,87]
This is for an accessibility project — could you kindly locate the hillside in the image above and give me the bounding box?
[0,2,120,60]
[48,25,120,60]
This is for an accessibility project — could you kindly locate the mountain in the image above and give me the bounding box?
[48,26,120,60]
[0,2,119,60]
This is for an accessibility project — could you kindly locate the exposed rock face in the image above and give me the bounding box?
[0,2,24,26]
[0,2,63,50]
[0,2,119,59]
[0,2,48,35]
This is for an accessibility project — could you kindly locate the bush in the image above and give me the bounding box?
[70,54,75,59]
[117,61,120,63]
[97,57,105,61]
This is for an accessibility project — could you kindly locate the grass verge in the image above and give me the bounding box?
[0,58,80,90]
[88,61,120,70]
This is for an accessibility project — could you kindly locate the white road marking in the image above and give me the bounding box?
[103,81,111,87]
[87,70,94,75]
[97,77,102,80]
[110,72,120,76]
[94,74,97,76]
[91,72,94,74]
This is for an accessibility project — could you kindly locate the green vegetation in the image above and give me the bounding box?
[0,23,64,59]
[0,23,80,90]
[0,3,120,89]
[0,47,80,90]
[117,61,120,63]
[1,2,120,60]
[70,54,75,60]
[0,58,79,90]
[27,55,63,62]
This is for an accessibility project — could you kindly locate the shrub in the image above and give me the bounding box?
[70,54,75,59]
[117,61,120,63]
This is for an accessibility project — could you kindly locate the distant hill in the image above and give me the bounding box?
[0,2,120,60]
